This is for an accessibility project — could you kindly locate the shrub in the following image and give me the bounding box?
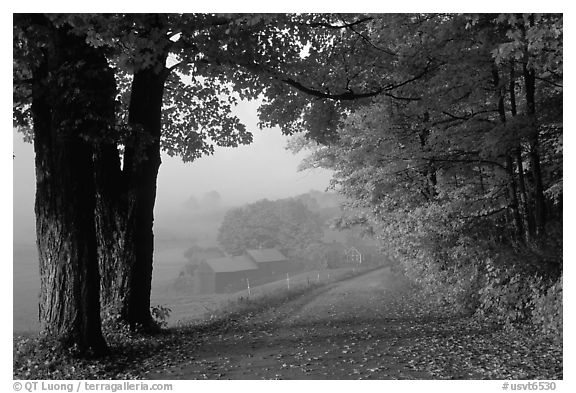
[531,275,562,342]
[100,309,133,345]
[151,305,172,329]
[475,256,542,326]
[475,255,562,334]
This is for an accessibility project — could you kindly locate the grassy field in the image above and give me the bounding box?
[13,240,194,334]
[13,244,40,334]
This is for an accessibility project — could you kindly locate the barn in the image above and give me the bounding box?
[245,248,294,279]
[192,248,295,293]
[194,255,258,294]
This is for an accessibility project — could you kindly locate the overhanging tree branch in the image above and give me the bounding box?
[301,16,374,30]
[382,60,432,91]
[280,77,383,100]
[182,36,430,103]
[459,205,507,220]
[535,76,563,88]
[434,157,508,171]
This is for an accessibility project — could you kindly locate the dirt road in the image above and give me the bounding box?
[147,268,431,379]
[145,267,561,380]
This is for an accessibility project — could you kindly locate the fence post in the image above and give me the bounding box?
[246,278,251,297]
[286,273,290,290]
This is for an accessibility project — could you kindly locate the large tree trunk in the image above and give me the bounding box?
[113,63,168,330]
[509,63,534,242]
[523,63,546,238]
[505,155,524,242]
[94,141,131,321]
[95,16,170,330]
[30,18,115,354]
[492,65,524,242]
[514,147,533,242]
[418,112,438,200]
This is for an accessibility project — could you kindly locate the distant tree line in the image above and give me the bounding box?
[217,198,323,260]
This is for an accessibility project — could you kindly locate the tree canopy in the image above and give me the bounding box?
[217,198,323,258]
[285,13,562,327]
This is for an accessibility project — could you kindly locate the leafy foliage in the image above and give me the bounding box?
[151,305,173,329]
[476,260,543,326]
[531,275,562,342]
[14,13,339,161]
[217,198,323,258]
[279,13,562,340]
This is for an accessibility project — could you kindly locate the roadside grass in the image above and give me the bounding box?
[151,266,368,327]
[172,266,373,324]
[13,266,375,380]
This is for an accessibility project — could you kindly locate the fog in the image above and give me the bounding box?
[12,100,333,332]
[14,100,332,245]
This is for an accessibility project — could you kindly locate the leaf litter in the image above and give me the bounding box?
[14,268,561,380]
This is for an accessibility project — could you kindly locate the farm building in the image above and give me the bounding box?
[193,248,295,293]
[245,248,295,279]
[325,242,384,268]
[194,255,258,294]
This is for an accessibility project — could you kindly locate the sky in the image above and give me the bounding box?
[12,99,333,246]
[157,100,332,209]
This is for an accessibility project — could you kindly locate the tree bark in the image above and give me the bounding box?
[94,141,131,321]
[418,112,437,200]
[509,63,534,242]
[514,147,533,241]
[103,62,168,330]
[30,17,115,354]
[505,155,524,242]
[523,62,546,238]
[94,15,171,330]
[509,61,518,117]
[492,65,524,242]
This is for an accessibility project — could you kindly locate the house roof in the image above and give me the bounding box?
[245,248,288,264]
[204,255,259,273]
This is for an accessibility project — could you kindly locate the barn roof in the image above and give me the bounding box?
[245,248,288,264]
[204,255,259,273]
